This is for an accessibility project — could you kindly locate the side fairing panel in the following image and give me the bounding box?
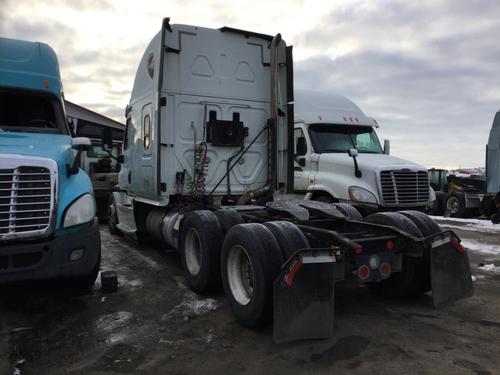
[487,111,500,193]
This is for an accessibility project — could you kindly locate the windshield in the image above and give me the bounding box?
[308,123,383,154]
[87,145,110,158]
[0,89,69,134]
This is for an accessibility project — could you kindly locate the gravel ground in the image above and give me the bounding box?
[1,219,500,375]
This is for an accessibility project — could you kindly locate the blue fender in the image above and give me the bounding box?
[56,168,95,233]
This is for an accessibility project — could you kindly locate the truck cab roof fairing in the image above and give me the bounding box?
[294,89,376,127]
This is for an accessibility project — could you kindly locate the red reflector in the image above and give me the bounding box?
[354,246,363,255]
[284,259,304,286]
[44,79,49,88]
[386,240,395,251]
[450,239,468,256]
[358,265,370,280]
[379,262,391,276]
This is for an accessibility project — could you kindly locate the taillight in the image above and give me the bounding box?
[386,240,395,251]
[450,239,468,256]
[379,262,391,277]
[358,265,370,280]
[354,246,363,255]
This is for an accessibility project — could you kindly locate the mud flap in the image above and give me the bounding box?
[273,250,336,344]
[430,233,474,308]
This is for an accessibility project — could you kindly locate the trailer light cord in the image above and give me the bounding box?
[208,122,271,197]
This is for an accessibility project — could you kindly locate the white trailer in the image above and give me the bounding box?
[108,19,473,343]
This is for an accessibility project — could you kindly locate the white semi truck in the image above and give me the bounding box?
[293,90,434,214]
[108,19,472,343]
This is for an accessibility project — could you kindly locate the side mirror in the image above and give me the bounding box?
[347,148,362,178]
[67,137,91,177]
[296,137,307,156]
[103,128,113,151]
[384,139,390,155]
[117,155,124,164]
[297,158,306,167]
[72,137,92,151]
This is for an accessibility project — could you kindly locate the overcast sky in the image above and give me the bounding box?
[1,0,499,168]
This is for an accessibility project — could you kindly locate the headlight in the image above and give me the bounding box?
[348,186,378,204]
[63,193,95,228]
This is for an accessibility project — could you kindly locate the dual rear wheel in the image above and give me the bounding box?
[364,210,441,298]
[180,207,442,326]
[179,209,309,327]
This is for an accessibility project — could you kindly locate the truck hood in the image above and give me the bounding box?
[313,153,428,206]
[0,131,73,167]
[320,153,427,172]
[0,131,94,233]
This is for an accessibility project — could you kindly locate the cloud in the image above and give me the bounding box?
[292,0,500,167]
[1,0,499,168]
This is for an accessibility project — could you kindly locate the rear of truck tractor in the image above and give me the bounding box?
[178,200,473,343]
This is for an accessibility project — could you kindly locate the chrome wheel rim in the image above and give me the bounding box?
[185,228,202,275]
[227,245,254,306]
[447,197,460,214]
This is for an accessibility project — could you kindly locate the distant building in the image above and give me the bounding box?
[65,100,124,142]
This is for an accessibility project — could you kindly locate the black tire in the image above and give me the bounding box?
[214,208,244,233]
[446,193,469,218]
[491,213,500,224]
[399,210,441,292]
[179,210,225,293]
[332,203,363,220]
[398,210,441,236]
[263,221,310,259]
[364,212,423,298]
[107,194,120,235]
[221,223,284,327]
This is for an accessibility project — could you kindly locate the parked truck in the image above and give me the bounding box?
[80,138,122,221]
[0,37,101,286]
[483,110,500,223]
[66,101,124,220]
[293,90,434,214]
[428,168,485,218]
[108,19,473,342]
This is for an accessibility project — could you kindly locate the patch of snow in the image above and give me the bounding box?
[430,216,500,234]
[170,276,222,317]
[479,263,500,273]
[101,297,106,303]
[205,334,216,344]
[181,297,222,316]
[95,311,133,332]
[460,239,500,255]
[125,279,144,288]
[471,275,476,282]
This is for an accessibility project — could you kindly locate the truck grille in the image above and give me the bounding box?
[0,162,56,240]
[380,170,430,206]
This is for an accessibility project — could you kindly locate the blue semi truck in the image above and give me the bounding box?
[0,37,101,286]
